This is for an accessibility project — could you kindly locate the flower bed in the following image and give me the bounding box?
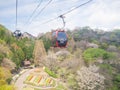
[34,75,42,86]
[25,74,56,87]
[26,75,33,82]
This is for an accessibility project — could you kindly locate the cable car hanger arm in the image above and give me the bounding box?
[59,15,65,28]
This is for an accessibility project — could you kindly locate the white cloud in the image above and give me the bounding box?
[90,0,120,29]
[64,0,120,30]
[0,0,15,7]
[1,0,120,36]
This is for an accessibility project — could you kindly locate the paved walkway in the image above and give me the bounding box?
[15,69,34,90]
[15,68,57,90]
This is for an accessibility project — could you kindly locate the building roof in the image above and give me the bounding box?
[24,61,31,66]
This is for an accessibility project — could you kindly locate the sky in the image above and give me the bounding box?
[0,0,120,36]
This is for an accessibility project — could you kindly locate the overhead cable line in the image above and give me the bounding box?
[14,0,22,39]
[28,0,53,25]
[35,0,53,19]
[16,0,18,29]
[25,0,43,25]
[60,0,92,16]
[42,0,93,25]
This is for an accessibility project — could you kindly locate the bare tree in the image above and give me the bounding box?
[43,51,58,71]
[76,65,105,90]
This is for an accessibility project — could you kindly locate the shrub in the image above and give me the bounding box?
[6,78,12,84]
[45,67,57,78]
[99,64,113,75]
[0,85,15,90]
[83,48,114,64]
[83,48,104,63]
[113,74,120,89]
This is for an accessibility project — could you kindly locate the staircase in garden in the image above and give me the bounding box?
[33,40,46,66]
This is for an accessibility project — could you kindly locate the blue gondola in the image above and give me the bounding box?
[13,30,22,38]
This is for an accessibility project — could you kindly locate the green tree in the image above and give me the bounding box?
[11,43,25,67]
[22,42,34,59]
[83,48,114,64]
[42,38,52,52]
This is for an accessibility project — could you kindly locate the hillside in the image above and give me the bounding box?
[0,24,35,90]
[40,27,120,90]
[0,24,120,90]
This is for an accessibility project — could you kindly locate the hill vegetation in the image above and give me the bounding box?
[0,24,35,90]
[0,24,120,90]
[40,26,120,90]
